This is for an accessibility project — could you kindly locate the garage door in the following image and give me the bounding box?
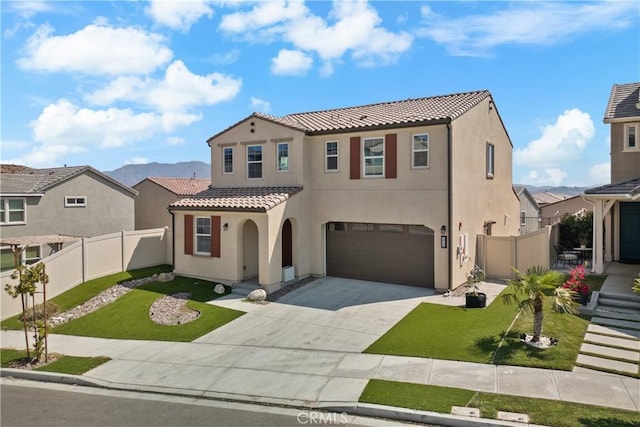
[326,222,434,287]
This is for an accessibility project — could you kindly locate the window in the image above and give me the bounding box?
[0,248,14,272]
[247,145,263,179]
[24,246,41,265]
[520,211,526,227]
[195,217,211,254]
[223,147,233,174]
[486,142,495,178]
[412,134,429,168]
[0,246,40,272]
[363,137,384,177]
[64,196,86,207]
[625,124,638,151]
[325,141,338,171]
[0,198,25,224]
[277,143,289,172]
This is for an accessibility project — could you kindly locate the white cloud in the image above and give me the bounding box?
[125,157,149,165]
[418,1,638,56]
[525,168,568,187]
[85,60,241,113]
[250,97,271,112]
[145,0,214,32]
[166,136,185,146]
[589,163,610,185]
[18,23,173,75]
[219,0,412,75]
[514,108,595,168]
[271,49,313,75]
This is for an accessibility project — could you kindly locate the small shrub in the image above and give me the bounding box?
[19,301,60,322]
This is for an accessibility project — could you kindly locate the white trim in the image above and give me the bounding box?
[411,133,429,169]
[64,196,87,207]
[222,146,234,174]
[194,216,212,255]
[277,142,289,172]
[486,142,495,178]
[325,140,339,172]
[0,197,26,225]
[246,144,263,179]
[362,136,385,178]
[623,123,639,152]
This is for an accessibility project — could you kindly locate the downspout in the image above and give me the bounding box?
[447,121,453,290]
[169,208,176,271]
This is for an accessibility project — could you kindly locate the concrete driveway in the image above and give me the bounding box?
[196,277,433,352]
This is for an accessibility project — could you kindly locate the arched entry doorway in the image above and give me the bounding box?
[282,219,293,268]
[242,220,259,280]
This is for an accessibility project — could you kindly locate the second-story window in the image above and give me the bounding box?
[65,196,86,207]
[486,142,495,178]
[325,141,338,171]
[0,198,25,224]
[625,124,638,151]
[412,134,429,168]
[363,137,384,177]
[247,145,263,179]
[223,147,233,174]
[277,143,289,172]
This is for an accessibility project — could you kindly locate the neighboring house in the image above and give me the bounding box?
[532,191,571,208]
[169,90,520,292]
[585,82,640,272]
[539,195,592,220]
[0,165,137,271]
[133,177,210,230]
[514,185,540,234]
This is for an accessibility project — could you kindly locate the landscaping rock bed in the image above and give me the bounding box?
[149,292,200,325]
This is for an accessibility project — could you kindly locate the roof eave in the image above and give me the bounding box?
[168,205,267,213]
[0,193,44,197]
[305,118,452,136]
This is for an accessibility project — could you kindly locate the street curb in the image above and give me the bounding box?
[1,369,549,427]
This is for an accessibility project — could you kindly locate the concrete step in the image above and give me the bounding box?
[580,343,639,362]
[576,354,639,375]
[591,316,640,331]
[599,292,640,304]
[593,308,640,323]
[598,296,640,311]
[583,333,640,351]
[588,324,640,340]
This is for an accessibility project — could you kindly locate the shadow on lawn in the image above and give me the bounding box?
[577,417,639,427]
[490,330,554,364]
[137,277,229,303]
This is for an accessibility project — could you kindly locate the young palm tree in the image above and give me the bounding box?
[502,266,576,343]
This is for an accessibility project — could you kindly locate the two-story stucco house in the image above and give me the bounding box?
[585,82,640,272]
[169,90,520,292]
[0,165,137,270]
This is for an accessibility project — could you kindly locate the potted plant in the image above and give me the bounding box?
[465,265,486,308]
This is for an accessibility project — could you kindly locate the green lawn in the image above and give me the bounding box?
[1,265,173,330]
[1,349,110,375]
[51,276,244,341]
[360,380,640,427]
[365,283,591,370]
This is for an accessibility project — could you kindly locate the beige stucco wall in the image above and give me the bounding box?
[450,97,520,288]
[610,122,640,182]
[133,180,177,230]
[1,171,135,240]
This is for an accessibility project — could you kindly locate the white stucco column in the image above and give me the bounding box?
[604,208,612,262]
[592,199,604,274]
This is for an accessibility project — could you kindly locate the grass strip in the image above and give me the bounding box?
[360,380,640,427]
[51,276,244,341]
[2,348,110,375]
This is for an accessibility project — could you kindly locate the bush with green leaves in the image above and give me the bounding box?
[558,210,592,249]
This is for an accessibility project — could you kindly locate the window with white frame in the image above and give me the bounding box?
[195,217,211,255]
[24,246,41,265]
[0,248,14,272]
[325,141,338,171]
[64,196,86,207]
[624,123,638,151]
[247,145,263,179]
[363,137,384,177]
[0,198,25,224]
[486,142,495,178]
[0,246,40,272]
[412,134,429,168]
[223,147,234,174]
[277,143,289,172]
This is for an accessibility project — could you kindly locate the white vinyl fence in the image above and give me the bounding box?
[1,228,172,320]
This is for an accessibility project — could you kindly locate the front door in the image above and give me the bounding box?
[620,202,640,263]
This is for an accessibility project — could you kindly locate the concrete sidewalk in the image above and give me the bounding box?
[1,330,638,415]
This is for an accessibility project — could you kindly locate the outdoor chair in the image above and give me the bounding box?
[554,245,578,268]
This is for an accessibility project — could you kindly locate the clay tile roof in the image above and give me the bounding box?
[604,82,640,122]
[145,177,211,196]
[0,164,32,174]
[170,186,302,212]
[585,177,640,196]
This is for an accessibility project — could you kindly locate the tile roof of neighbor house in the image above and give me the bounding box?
[0,165,137,196]
[208,90,494,141]
[532,192,571,206]
[141,177,211,196]
[170,186,302,212]
[604,82,640,122]
[584,177,640,196]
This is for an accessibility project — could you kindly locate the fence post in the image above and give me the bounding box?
[82,237,88,282]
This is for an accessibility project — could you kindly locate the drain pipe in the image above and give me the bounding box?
[169,208,176,271]
[447,121,453,290]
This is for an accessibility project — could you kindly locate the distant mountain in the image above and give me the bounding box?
[103,161,210,187]
[517,184,596,197]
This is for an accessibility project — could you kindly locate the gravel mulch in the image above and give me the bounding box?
[266,276,317,302]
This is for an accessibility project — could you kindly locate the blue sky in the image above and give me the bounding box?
[1,0,638,186]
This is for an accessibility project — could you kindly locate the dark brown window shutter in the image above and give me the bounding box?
[211,215,221,258]
[385,133,397,179]
[184,215,193,255]
[350,136,361,179]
